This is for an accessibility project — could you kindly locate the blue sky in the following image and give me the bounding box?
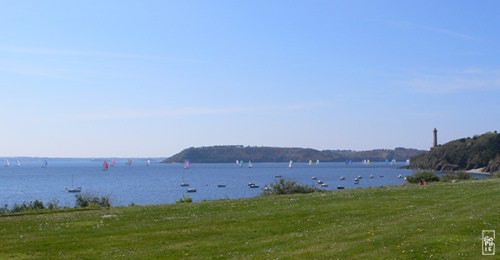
[1,1,499,157]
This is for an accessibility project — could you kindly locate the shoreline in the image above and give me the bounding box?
[465,167,491,175]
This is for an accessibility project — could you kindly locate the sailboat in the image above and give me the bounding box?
[248,161,253,168]
[288,160,293,168]
[127,159,133,166]
[42,160,48,168]
[391,159,397,165]
[111,160,116,167]
[4,160,9,167]
[308,160,312,166]
[147,159,151,167]
[181,160,190,186]
[16,160,21,167]
[316,160,320,165]
[65,176,82,193]
[102,160,109,171]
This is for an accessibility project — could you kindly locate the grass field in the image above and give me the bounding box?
[1,178,498,259]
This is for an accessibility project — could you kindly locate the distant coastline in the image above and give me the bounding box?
[163,145,426,163]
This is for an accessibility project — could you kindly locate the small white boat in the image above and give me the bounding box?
[180,183,190,187]
[398,174,403,179]
[248,183,259,188]
[248,161,253,168]
[354,180,360,184]
[369,174,374,178]
[321,183,328,187]
[187,188,197,193]
[339,176,345,180]
[16,160,21,167]
[357,175,363,179]
[317,180,324,184]
[66,176,81,192]
[65,187,82,193]
[312,176,317,180]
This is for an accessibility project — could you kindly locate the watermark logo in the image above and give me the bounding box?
[482,230,495,256]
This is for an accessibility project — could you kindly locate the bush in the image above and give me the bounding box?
[176,196,193,204]
[406,171,440,184]
[0,204,8,214]
[262,178,320,195]
[440,171,472,182]
[75,193,111,208]
[7,200,47,214]
[46,200,60,210]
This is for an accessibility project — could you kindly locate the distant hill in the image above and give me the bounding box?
[162,145,425,163]
[409,131,500,173]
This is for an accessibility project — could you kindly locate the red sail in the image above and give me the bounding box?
[103,161,109,170]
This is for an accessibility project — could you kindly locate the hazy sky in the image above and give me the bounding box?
[1,1,499,157]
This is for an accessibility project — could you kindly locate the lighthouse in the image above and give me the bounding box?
[433,128,438,148]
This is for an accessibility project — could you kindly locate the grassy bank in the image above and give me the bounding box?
[1,179,499,259]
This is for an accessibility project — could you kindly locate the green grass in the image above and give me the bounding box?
[1,179,499,259]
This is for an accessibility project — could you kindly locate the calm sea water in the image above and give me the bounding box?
[0,158,416,207]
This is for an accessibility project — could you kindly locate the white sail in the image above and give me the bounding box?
[4,160,9,167]
[288,160,293,168]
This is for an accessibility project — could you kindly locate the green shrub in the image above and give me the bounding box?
[176,196,193,204]
[75,193,111,208]
[406,171,440,184]
[262,178,320,195]
[0,204,8,214]
[8,200,46,213]
[440,171,472,182]
[46,200,60,210]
